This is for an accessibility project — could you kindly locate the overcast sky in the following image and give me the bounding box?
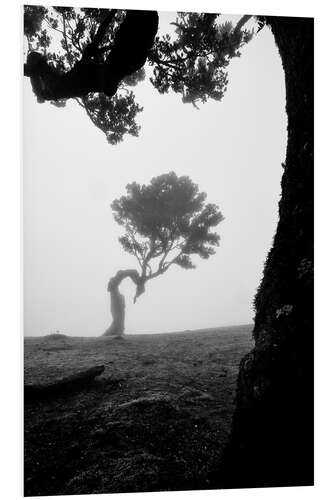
[23,11,287,336]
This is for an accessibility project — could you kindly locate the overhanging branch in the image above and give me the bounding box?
[234,14,252,32]
[88,9,117,52]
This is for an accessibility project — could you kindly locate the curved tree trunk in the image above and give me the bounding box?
[102,269,145,337]
[221,17,314,488]
[103,281,126,337]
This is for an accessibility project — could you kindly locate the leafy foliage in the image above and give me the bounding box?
[24,6,142,144]
[24,6,255,142]
[24,5,48,40]
[112,172,223,279]
[81,92,143,145]
[148,12,253,107]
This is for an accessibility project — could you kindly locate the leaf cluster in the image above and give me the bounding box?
[111,172,223,277]
[24,6,143,144]
[81,91,143,144]
[149,12,253,107]
[24,7,254,142]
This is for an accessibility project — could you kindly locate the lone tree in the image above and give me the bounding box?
[23,7,253,143]
[103,172,223,336]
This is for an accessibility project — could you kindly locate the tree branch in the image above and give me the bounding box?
[61,13,74,68]
[44,18,64,35]
[90,9,117,50]
[81,9,117,63]
[153,57,182,70]
[127,229,144,269]
[74,97,85,108]
[146,266,166,280]
[162,248,187,272]
[62,14,70,53]
[141,239,156,277]
[152,14,252,75]
[67,30,83,54]
[147,246,181,280]
[95,43,114,55]
[107,269,146,304]
[234,14,252,33]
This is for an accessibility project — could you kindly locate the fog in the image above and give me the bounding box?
[23,13,287,336]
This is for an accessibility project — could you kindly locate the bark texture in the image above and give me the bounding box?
[221,17,314,488]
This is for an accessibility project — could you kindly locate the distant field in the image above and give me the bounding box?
[24,324,253,496]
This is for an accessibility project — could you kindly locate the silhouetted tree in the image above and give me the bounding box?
[24,6,253,143]
[103,172,223,336]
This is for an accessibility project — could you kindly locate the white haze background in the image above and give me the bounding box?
[23,12,287,336]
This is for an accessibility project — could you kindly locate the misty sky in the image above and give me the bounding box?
[23,12,287,336]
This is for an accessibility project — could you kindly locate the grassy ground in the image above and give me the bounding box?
[24,324,253,496]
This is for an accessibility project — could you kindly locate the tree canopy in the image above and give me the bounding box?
[149,13,253,106]
[111,172,223,301]
[24,7,255,144]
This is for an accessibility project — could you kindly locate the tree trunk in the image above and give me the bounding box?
[220,17,314,488]
[102,269,145,337]
[103,279,126,337]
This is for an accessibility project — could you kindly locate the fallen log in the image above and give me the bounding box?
[24,365,105,402]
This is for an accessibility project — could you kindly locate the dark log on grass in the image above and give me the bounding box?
[24,365,105,402]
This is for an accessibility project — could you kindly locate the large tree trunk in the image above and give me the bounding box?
[102,269,145,337]
[221,17,314,488]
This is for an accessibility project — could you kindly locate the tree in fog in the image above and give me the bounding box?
[103,172,223,336]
